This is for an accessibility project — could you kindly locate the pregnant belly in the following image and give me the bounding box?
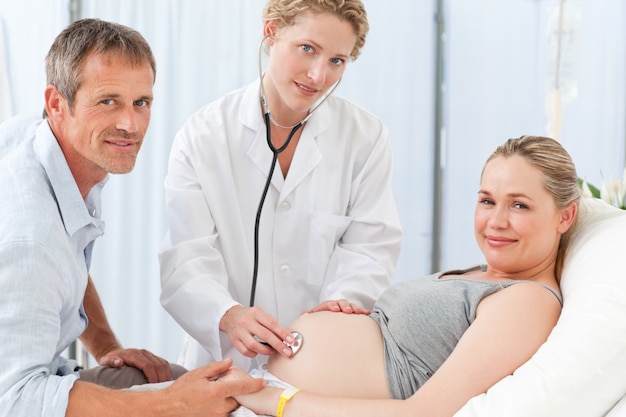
[267,311,390,399]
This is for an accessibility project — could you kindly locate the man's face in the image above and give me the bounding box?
[51,52,154,185]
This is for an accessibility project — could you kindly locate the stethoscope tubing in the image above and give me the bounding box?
[249,35,341,307]
[249,114,303,306]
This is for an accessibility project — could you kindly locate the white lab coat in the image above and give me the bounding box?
[159,79,402,370]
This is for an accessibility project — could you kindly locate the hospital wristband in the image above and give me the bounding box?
[276,387,300,417]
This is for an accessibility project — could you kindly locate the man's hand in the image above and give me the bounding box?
[98,347,173,383]
[67,358,266,417]
[164,358,266,417]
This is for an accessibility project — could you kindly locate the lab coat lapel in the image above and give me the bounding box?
[280,128,321,199]
[244,80,331,199]
[247,127,285,191]
[243,79,286,191]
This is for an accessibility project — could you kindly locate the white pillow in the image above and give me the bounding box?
[454,197,626,417]
[607,394,626,416]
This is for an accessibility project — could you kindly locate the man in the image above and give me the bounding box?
[0,18,263,417]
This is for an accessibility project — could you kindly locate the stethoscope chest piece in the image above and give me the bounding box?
[286,331,304,356]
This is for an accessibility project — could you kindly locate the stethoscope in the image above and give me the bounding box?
[248,35,341,309]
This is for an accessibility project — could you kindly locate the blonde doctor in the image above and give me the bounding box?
[159,0,402,371]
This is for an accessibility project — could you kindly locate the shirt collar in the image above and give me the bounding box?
[33,121,107,236]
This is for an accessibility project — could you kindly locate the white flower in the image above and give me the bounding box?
[580,180,594,199]
[599,168,626,210]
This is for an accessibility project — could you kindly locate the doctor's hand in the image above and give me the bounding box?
[304,299,371,315]
[220,305,295,358]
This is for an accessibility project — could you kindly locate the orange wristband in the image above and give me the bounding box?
[276,387,300,417]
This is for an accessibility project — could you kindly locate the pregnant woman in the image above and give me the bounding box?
[224,135,580,417]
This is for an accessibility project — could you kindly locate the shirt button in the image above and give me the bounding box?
[279,201,291,212]
[279,264,290,274]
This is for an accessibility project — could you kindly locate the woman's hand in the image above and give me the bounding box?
[219,366,282,416]
[220,305,296,358]
[304,299,370,315]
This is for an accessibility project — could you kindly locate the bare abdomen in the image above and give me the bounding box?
[267,311,390,399]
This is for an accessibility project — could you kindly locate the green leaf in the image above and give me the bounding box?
[577,178,601,199]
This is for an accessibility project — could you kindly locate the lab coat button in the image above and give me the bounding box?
[279,264,290,274]
[279,201,291,212]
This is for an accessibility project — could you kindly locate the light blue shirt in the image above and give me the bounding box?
[0,115,106,417]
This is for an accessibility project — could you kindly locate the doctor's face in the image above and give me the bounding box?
[263,11,356,119]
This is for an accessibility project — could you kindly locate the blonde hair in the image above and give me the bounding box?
[263,0,368,60]
[484,135,581,281]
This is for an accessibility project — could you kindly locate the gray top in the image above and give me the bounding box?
[369,265,562,399]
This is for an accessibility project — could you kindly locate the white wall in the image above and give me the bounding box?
[441,0,626,268]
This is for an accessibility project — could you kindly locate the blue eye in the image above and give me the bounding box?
[101,99,114,105]
[301,44,313,53]
[330,57,345,65]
